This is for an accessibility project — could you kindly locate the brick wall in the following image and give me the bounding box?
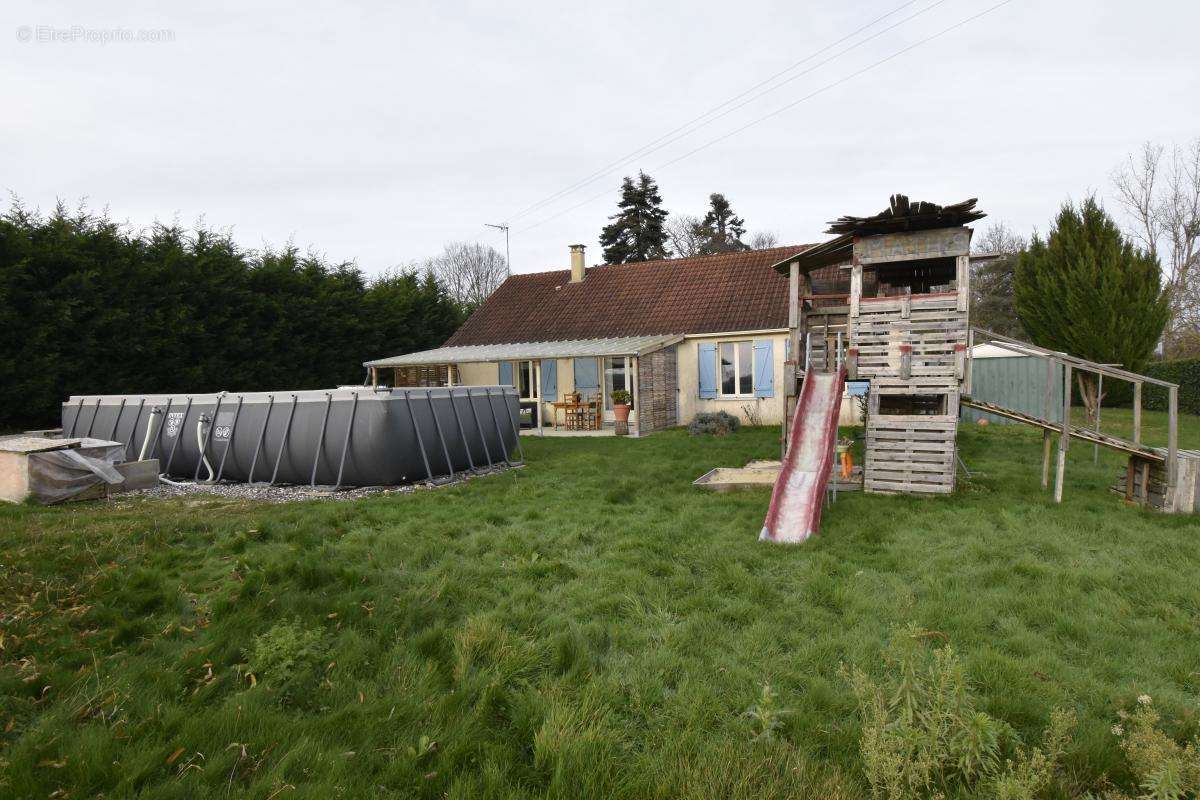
[637,346,678,434]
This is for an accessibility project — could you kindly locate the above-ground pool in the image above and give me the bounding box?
[61,386,522,487]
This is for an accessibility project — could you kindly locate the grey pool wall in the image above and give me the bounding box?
[60,386,522,487]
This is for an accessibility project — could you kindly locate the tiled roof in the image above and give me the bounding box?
[444,246,813,346]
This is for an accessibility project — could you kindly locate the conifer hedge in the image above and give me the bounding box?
[0,201,464,430]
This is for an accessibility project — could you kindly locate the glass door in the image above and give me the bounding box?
[602,356,634,422]
[513,360,539,428]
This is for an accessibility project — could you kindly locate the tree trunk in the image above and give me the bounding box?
[1076,372,1104,426]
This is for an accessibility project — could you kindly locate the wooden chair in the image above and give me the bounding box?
[563,392,584,430]
[581,393,601,430]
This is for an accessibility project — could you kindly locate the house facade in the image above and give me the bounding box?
[366,244,848,435]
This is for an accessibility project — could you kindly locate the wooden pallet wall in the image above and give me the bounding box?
[864,412,957,494]
[851,294,965,391]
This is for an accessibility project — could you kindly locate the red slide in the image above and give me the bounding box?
[760,369,846,544]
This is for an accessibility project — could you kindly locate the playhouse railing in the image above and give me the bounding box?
[965,327,1179,504]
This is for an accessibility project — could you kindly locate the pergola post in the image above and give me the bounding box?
[534,360,544,437]
[630,355,640,437]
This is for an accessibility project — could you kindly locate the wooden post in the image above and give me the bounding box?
[783,262,801,459]
[370,367,378,387]
[1167,385,1179,496]
[964,327,974,395]
[1042,430,1052,489]
[1054,363,1072,504]
[534,360,544,437]
[1132,382,1142,445]
[787,262,800,329]
[850,258,862,319]
[1093,372,1102,463]
[955,255,969,313]
[1043,357,1054,424]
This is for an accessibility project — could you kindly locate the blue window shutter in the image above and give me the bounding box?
[573,358,599,391]
[753,340,774,398]
[541,359,557,398]
[698,343,717,399]
[498,361,513,387]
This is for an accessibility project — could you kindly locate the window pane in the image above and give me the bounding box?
[720,343,735,395]
[738,341,753,395]
[603,357,629,409]
[518,361,532,400]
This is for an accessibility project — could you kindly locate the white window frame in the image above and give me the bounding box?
[717,340,754,398]
[511,360,539,402]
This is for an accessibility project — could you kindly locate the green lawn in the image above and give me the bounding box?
[2,414,1199,799]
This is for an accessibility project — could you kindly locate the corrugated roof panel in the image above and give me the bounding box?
[364,335,685,367]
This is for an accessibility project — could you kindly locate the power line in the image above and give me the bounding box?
[517,0,1014,234]
[506,0,947,224]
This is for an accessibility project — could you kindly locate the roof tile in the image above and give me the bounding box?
[445,246,814,346]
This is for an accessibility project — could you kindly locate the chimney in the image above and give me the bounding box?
[569,244,586,283]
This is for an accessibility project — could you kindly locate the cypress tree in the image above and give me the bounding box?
[598,172,670,264]
[693,193,748,254]
[1014,196,1169,417]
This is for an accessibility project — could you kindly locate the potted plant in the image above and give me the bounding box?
[610,389,632,435]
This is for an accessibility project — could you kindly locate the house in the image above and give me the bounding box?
[365,244,852,435]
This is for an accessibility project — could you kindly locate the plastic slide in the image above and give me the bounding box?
[759,369,846,543]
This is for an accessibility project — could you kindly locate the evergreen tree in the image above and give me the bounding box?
[1014,196,1169,418]
[0,198,464,429]
[693,193,748,254]
[598,172,670,264]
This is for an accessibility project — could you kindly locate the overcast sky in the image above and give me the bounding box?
[3,0,1197,276]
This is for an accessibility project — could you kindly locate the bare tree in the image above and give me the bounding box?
[665,214,704,258]
[425,241,508,309]
[749,230,780,250]
[970,221,1027,338]
[1112,139,1200,354]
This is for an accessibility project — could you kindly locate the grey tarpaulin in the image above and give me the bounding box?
[27,440,125,504]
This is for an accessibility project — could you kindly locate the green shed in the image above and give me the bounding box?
[961,345,1064,425]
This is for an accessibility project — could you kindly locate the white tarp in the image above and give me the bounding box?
[26,439,125,504]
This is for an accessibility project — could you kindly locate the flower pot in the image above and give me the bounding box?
[613,403,631,435]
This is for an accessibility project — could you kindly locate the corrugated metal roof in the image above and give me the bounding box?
[364,335,684,368]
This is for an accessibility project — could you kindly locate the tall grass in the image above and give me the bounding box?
[1,414,1199,798]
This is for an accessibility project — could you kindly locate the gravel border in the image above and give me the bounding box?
[109,465,519,505]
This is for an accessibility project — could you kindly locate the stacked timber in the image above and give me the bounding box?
[1112,451,1200,513]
